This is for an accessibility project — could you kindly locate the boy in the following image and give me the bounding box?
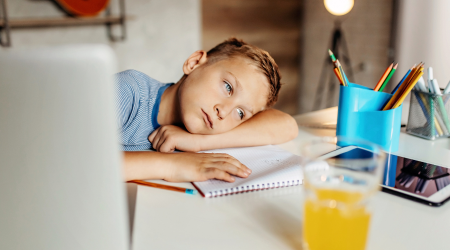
[117,38,298,183]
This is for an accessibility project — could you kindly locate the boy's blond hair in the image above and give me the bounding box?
[206,38,282,107]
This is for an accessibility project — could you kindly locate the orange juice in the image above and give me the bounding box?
[303,188,371,250]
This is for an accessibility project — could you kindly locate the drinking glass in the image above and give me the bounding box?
[301,137,386,250]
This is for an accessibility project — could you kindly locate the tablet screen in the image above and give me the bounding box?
[334,148,450,198]
[383,153,450,198]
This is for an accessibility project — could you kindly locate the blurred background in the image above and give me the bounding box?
[1,0,449,115]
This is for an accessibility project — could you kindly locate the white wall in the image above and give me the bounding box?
[2,0,201,83]
[395,0,450,88]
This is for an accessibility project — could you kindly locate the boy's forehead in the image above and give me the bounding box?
[211,57,267,84]
[210,56,257,71]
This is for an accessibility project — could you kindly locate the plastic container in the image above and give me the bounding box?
[336,83,403,152]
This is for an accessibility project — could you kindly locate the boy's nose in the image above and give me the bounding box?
[215,107,225,120]
[215,103,233,120]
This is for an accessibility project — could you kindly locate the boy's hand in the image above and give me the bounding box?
[149,125,202,152]
[163,152,252,182]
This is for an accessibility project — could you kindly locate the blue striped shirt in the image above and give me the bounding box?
[115,70,172,151]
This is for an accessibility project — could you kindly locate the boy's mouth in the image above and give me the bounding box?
[201,109,213,129]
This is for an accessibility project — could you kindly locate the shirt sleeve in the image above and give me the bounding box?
[115,71,140,130]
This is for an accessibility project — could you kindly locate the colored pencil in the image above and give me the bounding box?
[374,62,393,91]
[379,63,398,92]
[334,67,344,85]
[341,68,350,86]
[391,70,424,109]
[329,49,349,86]
[328,49,337,62]
[391,66,413,94]
[410,62,424,81]
[384,65,423,110]
[329,49,342,84]
[328,49,339,68]
[336,60,348,86]
[401,66,423,93]
[403,64,422,90]
[128,180,197,195]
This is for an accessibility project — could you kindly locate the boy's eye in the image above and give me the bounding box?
[237,108,244,119]
[224,81,232,94]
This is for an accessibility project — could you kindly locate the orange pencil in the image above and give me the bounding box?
[334,68,344,85]
[391,71,424,109]
[374,63,393,91]
[409,63,424,81]
[378,63,398,92]
[383,67,423,110]
[128,180,197,195]
[335,60,348,86]
[397,63,422,94]
[383,64,423,110]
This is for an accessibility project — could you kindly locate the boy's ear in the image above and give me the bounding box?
[183,50,208,75]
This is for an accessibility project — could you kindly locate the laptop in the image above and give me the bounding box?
[0,45,129,250]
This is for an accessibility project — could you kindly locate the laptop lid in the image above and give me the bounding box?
[0,45,129,250]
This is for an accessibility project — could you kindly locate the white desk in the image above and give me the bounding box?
[131,107,450,250]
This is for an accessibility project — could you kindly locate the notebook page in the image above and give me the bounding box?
[193,145,303,198]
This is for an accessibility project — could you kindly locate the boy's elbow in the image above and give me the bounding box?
[285,114,298,140]
[272,112,298,143]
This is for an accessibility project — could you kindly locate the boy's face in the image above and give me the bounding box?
[178,56,269,135]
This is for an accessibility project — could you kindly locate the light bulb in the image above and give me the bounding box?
[324,0,354,16]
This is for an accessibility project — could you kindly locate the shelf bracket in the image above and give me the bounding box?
[106,0,126,42]
[0,0,11,47]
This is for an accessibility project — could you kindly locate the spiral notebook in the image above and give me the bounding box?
[192,145,303,198]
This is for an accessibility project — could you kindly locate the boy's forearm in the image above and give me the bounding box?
[199,109,298,151]
[123,150,251,183]
[123,151,169,181]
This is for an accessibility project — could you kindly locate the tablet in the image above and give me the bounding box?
[321,146,450,207]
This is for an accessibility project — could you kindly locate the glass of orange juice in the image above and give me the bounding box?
[301,137,386,250]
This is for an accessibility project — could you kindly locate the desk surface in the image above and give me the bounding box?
[131,107,450,250]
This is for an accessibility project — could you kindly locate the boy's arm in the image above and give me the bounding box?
[198,108,298,150]
[123,151,251,182]
[149,109,298,152]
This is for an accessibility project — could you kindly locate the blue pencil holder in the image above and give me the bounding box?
[336,83,402,152]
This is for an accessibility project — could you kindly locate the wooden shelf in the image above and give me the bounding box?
[0,16,131,28]
[0,0,128,46]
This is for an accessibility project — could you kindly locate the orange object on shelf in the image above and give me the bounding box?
[55,0,110,17]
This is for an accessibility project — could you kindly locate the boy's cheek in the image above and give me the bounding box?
[183,118,203,134]
[182,113,214,135]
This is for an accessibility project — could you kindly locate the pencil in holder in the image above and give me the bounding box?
[336,83,402,152]
[406,89,450,140]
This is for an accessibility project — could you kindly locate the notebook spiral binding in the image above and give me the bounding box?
[207,179,302,198]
